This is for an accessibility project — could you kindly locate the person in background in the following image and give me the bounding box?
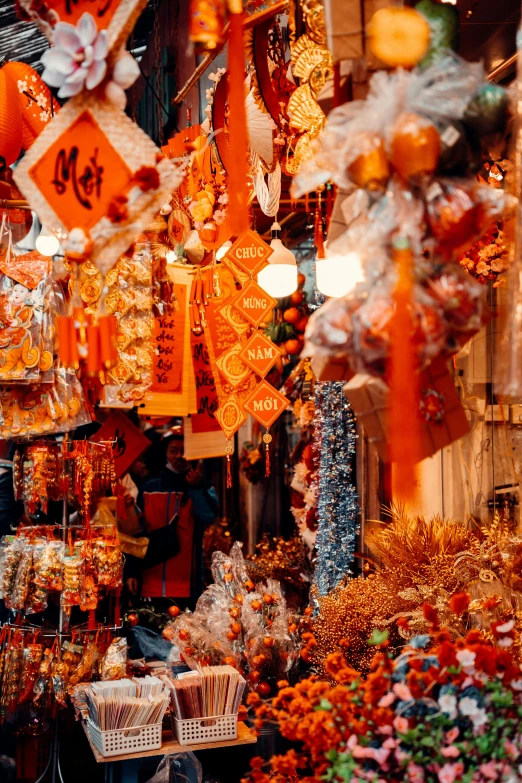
[125,431,218,608]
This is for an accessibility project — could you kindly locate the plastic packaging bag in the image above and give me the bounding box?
[293,53,485,198]
[100,637,127,680]
[146,752,202,783]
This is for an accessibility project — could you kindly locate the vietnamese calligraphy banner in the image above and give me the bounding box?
[189,329,221,434]
[151,282,187,393]
[141,267,197,416]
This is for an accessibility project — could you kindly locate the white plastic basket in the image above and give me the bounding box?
[172,713,238,746]
[87,719,162,758]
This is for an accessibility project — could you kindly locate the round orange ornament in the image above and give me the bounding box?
[348,133,390,190]
[263,636,275,648]
[367,7,430,68]
[283,307,300,324]
[168,604,180,617]
[391,113,440,182]
[256,681,271,697]
[230,622,242,635]
[284,338,300,355]
[178,629,189,641]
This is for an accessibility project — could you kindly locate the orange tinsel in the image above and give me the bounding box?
[388,239,421,500]
[226,9,249,235]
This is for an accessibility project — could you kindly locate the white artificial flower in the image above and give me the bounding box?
[41,12,108,98]
[438,693,457,719]
[459,697,480,717]
[456,649,476,670]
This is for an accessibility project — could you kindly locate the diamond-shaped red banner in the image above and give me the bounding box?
[224,229,273,277]
[28,110,132,233]
[231,280,277,328]
[240,331,280,378]
[214,393,247,439]
[242,380,290,429]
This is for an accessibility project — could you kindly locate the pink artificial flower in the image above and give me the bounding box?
[382,737,397,749]
[441,746,460,759]
[41,12,108,98]
[479,761,498,780]
[378,724,393,735]
[213,209,226,225]
[408,763,425,783]
[347,735,358,750]
[367,747,390,766]
[378,692,396,708]
[438,763,464,783]
[445,727,460,744]
[393,716,409,733]
[393,683,413,701]
[504,740,518,760]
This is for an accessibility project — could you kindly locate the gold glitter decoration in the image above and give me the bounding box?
[310,508,522,675]
[286,0,331,171]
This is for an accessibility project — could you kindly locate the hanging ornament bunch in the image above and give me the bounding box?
[294,15,513,497]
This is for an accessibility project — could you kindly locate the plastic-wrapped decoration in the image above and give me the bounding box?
[0,535,22,600]
[100,637,127,681]
[33,540,65,591]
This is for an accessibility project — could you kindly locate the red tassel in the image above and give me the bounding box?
[88,610,96,630]
[314,204,325,259]
[388,239,421,501]
[265,443,271,477]
[226,11,249,235]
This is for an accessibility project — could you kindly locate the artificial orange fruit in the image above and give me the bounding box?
[367,7,430,68]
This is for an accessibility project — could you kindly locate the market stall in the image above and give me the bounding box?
[0,0,522,782]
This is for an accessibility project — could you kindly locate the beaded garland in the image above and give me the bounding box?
[313,381,359,596]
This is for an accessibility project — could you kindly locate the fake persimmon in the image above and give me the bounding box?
[367,7,430,68]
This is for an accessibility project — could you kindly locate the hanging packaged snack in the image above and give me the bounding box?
[33,646,54,707]
[92,535,123,589]
[8,536,34,612]
[0,369,90,441]
[19,643,44,703]
[0,241,53,384]
[33,539,65,592]
[14,443,63,516]
[0,535,22,600]
[103,242,155,404]
[100,637,127,681]
[25,539,49,614]
[61,551,84,608]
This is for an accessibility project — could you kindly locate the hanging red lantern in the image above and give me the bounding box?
[0,69,22,166]
[2,62,59,151]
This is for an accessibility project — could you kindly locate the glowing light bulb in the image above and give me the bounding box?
[35,227,60,257]
[257,223,298,298]
[315,251,364,298]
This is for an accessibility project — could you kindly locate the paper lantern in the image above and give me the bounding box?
[2,62,59,151]
[0,70,22,166]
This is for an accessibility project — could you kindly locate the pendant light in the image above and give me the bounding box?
[315,248,364,298]
[35,226,60,257]
[257,222,298,298]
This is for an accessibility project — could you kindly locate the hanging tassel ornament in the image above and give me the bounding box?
[226,0,249,235]
[263,431,272,477]
[388,236,421,501]
[314,185,325,258]
[225,440,234,488]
